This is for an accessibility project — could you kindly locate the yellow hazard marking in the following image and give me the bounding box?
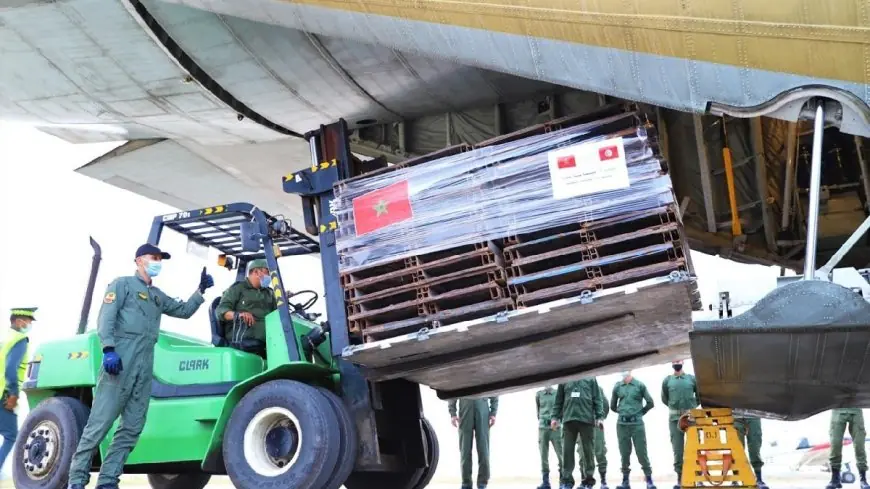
[311,160,338,173]
[67,351,90,360]
[202,205,226,216]
[104,292,116,304]
[283,173,294,182]
[320,220,339,233]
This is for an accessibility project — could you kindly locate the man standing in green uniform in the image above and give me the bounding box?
[661,359,698,489]
[551,378,605,489]
[827,409,869,489]
[0,307,37,473]
[579,383,610,489]
[68,244,213,489]
[733,415,769,489]
[215,258,276,357]
[612,371,656,489]
[449,397,499,489]
[536,385,563,489]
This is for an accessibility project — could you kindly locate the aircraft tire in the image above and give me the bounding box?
[315,387,358,489]
[12,397,82,489]
[146,473,211,489]
[223,380,340,489]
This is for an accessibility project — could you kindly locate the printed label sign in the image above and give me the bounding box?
[548,137,630,199]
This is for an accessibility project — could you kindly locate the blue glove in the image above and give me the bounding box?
[199,267,214,294]
[102,349,123,375]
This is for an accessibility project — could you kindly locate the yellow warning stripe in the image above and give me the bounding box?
[202,205,226,216]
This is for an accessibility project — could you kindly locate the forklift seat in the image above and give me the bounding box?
[209,295,267,357]
[208,297,227,347]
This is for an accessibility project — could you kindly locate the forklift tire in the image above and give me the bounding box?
[61,396,90,433]
[146,473,211,489]
[412,418,440,489]
[315,387,358,489]
[12,397,83,489]
[223,380,341,489]
[343,417,438,489]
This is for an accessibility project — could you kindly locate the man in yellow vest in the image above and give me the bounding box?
[0,307,36,471]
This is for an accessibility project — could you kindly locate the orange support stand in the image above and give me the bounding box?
[680,408,756,489]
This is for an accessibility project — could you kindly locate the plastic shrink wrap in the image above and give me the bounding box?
[333,112,673,272]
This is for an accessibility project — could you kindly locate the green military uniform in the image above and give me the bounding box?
[661,371,698,479]
[612,377,655,486]
[449,397,499,489]
[68,274,205,487]
[733,416,765,479]
[830,409,868,474]
[214,261,276,343]
[537,387,564,488]
[554,379,605,488]
[579,385,610,486]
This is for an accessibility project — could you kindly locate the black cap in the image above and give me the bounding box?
[10,307,37,321]
[135,244,171,260]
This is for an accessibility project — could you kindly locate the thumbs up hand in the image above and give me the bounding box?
[199,267,215,293]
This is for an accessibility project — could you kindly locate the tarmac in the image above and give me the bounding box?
[7,471,829,488]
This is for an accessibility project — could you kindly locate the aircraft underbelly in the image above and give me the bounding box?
[159,0,870,134]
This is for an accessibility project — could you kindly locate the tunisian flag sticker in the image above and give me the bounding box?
[598,145,619,161]
[352,180,414,236]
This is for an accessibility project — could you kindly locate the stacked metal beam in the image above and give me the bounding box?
[332,108,698,342]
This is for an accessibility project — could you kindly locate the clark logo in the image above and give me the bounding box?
[179,359,210,371]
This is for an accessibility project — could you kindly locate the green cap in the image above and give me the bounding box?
[246,259,269,274]
[10,307,37,320]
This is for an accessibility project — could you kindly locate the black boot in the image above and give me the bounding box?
[827,470,842,489]
[617,473,631,489]
[601,472,609,489]
[583,476,598,489]
[645,475,656,489]
[673,472,681,489]
[860,471,869,489]
[756,469,769,489]
[537,472,551,489]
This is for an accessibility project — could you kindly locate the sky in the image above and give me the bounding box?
[0,123,861,481]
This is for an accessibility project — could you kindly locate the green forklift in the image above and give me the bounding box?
[15,202,438,489]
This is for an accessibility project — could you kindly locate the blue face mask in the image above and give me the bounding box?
[145,261,162,277]
[259,274,272,289]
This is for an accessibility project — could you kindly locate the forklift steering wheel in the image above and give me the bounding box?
[286,290,318,311]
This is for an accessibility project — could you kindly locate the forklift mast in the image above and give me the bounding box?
[284,121,427,472]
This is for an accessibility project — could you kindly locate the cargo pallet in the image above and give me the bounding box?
[340,205,698,342]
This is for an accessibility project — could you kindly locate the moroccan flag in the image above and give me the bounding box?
[352,180,414,236]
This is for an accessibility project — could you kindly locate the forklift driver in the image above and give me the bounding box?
[215,259,276,358]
